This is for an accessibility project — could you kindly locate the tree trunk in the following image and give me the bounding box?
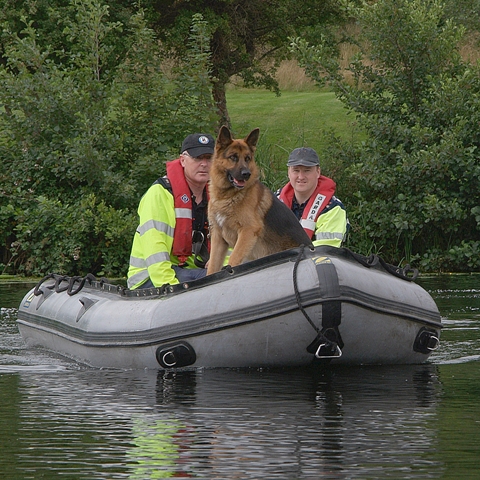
[212,79,231,132]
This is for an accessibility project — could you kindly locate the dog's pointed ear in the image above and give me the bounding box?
[246,128,260,148]
[217,125,233,148]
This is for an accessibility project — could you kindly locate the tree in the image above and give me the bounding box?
[291,0,480,271]
[443,0,480,32]
[1,0,358,130]
[147,0,349,128]
[0,2,217,276]
[0,0,135,74]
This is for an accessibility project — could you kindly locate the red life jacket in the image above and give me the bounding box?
[279,176,336,238]
[166,158,209,265]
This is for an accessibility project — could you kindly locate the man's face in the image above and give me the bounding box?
[180,152,212,186]
[288,165,320,196]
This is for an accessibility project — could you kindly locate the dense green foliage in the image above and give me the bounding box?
[1,0,350,129]
[146,0,349,127]
[292,0,480,271]
[0,3,216,276]
[0,0,479,277]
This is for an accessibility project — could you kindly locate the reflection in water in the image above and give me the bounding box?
[2,366,445,479]
[128,417,189,478]
[124,366,443,479]
[421,275,480,365]
[1,276,479,478]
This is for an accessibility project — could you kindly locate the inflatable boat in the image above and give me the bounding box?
[16,246,442,369]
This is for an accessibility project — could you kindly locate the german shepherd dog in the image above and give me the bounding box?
[207,126,313,275]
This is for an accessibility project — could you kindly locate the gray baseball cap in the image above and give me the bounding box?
[287,147,319,167]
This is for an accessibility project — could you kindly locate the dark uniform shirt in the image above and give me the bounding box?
[291,197,307,220]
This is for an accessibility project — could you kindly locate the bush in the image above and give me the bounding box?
[12,195,136,277]
[291,0,480,271]
[0,4,218,277]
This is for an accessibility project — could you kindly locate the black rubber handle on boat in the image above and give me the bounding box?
[292,245,338,355]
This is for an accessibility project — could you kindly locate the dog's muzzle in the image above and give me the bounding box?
[228,169,251,189]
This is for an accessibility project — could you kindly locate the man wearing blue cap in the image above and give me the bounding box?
[127,133,215,288]
[277,147,349,247]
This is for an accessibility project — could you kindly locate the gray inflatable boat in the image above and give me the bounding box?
[17,246,442,369]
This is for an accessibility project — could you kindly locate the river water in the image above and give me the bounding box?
[1,275,479,479]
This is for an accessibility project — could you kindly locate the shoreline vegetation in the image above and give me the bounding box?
[1,4,479,278]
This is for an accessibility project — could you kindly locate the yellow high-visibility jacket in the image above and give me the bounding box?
[127,178,203,289]
[310,200,349,247]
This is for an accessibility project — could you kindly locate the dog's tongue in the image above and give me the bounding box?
[233,178,246,188]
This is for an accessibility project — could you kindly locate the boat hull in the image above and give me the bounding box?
[17,247,442,369]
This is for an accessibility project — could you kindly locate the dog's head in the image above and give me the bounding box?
[212,126,260,190]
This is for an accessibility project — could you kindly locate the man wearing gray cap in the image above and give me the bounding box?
[277,147,349,247]
[127,133,215,288]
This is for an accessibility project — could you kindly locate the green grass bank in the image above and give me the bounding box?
[227,88,359,162]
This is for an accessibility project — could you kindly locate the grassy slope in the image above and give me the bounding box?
[226,88,359,161]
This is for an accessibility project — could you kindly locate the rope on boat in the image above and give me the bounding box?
[293,245,320,335]
[33,272,110,296]
[293,245,339,359]
[343,249,419,281]
[65,273,99,296]
[32,245,418,302]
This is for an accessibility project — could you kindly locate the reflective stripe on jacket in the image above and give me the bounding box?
[127,159,202,289]
[310,198,349,247]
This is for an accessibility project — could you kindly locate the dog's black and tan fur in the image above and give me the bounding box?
[207,126,313,275]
